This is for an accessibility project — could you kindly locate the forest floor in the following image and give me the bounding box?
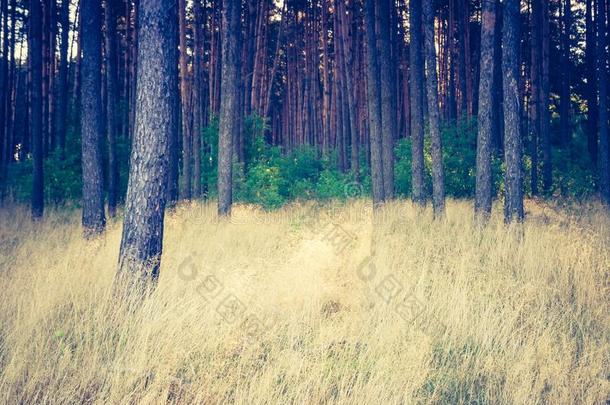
[0,199,608,404]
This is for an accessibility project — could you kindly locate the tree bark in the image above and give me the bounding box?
[81,0,106,236]
[409,0,425,205]
[597,0,609,202]
[502,0,524,222]
[217,0,241,216]
[30,0,44,219]
[423,0,445,217]
[585,0,597,165]
[118,0,178,287]
[559,0,571,146]
[540,0,551,193]
[105,0,119,217]
[192,0,204,198]
[339,0,359,181]
[377,0,396,199]
[530,0,541,196]
[475,0,496,218]
[56,0,70,154]
[179,0,191,200]
[363,0,385,205]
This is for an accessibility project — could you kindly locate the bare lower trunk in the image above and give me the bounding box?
[377,0,396,199]
[363,0,385,206]
[409,0,425,205]
[80,0,106,236]
[502,0,524,222]
[475,0,496,218]
[217,0,241,216]
[30,0,44,219]
[423,0,445,217]
[118,0,178,288]
[597,0,609,202]
[179,0,191,200]
[105,0,119,217]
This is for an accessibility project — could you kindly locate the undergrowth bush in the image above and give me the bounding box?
[3,115,597,209]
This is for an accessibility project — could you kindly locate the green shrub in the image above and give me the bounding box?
[395,119,503,199]
[3,114,597,210]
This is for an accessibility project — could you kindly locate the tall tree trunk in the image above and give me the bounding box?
[47,0,57,152]
[192,0,204,198]
[423,0,445,217]
[377,0,396,199]
[475,0,497,218]
[559,0,571,146]
[363,0,385,205]
[217,0,241,216]
[178,0,191,200]
[0,0,8,187]
[117,0,178,287]
[585,0,597,165]
[409,0,425,205]
[105,0,119,217]
[321,0,330,154]
[502,0,524,222]
[56,0,70,154]
[30,0,44,219]
[81,0,106,236]
[339,0,359,181]
[540,0,552,193]
[457,0,469,118]
[598,0,609,202]
[530,0,541,196]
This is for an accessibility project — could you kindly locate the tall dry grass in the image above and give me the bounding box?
[0,199,608,404]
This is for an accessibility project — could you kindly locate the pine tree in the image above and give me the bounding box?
[118,0,179,286]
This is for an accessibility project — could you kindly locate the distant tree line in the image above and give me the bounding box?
[0,0,608,285]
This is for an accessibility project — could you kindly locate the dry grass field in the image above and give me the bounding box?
[0,199,608,404]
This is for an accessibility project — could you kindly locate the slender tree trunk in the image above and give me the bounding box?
[586,0,597,165]
[217,0,241,216]
[321,0,331,154]
[377,0,396,199]
[105,0,119,217]
[530,0,541,196]
[475,0,496,218]
[192,0,204,198]
[30,0,44,219]
[540,0,552,193]
[598,0,609,202]
[81,0,106,236]
[117,0,178,287]
[56,0,70,154]
[47,0,57,152]
[457,0,469,118]
[339,0,359,181]
[363,0,385,205]
[72,6,82,130]
[559,0,571,146]
[178,0,191,200]
[423,0,445,217]
[0,0,8,189]
[502,0,524,222]
[409,0,425,205]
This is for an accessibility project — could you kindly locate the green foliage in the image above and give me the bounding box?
[223,114,362,208]
[549,118,596,198]
[3,114,597,210]
[440,120,477,197]
[7,140,82,204]
[201,115,219,197]
[395,118,503,199]
[240,160,285,209]
[44,147,82,204]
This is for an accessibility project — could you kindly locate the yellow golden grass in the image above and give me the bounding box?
[0,199,608,404]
